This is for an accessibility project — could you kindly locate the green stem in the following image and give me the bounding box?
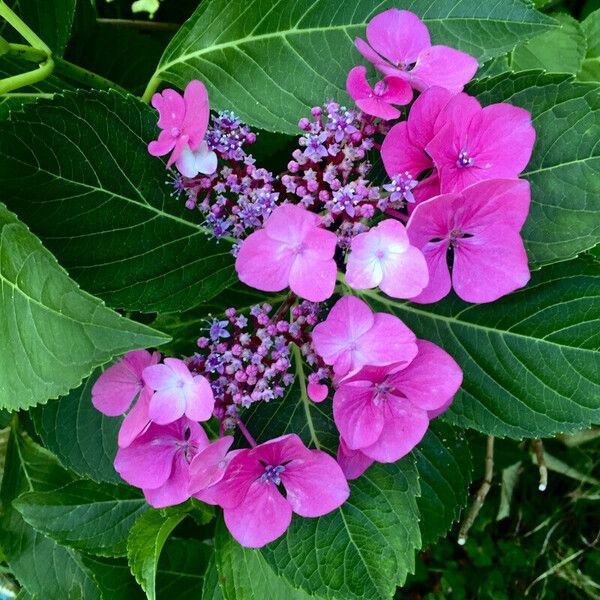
[7,42,47,62]
[53,56,128,93]
[142,74,162,103]
[292,343,321,450]
[0,56,54,94]
[0,1,50,53]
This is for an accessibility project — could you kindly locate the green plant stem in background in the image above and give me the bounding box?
[0,55,53,94]
[6,42,47,62]
[0,1,50,53]
[142,75,162,102]
[53,56,128,94]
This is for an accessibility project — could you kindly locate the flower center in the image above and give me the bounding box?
[375,249,386,259]
[372,81,388,97]
[260,464,285,485]
[372,382,392,406]
[176,379,185,389]
[170,126,181,137]
[456,150,474,168]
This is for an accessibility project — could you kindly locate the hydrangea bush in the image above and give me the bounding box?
[0,0,599,598]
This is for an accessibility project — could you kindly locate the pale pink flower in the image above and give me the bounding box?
[355,9,478,94]
[92,350,160,416]
[381,86,453,207]
[148,80,210,168]
[307,381,329,403]
[346,66,412,120]
[311,296,417,378]
[206,434,349,548]
[345,219,429,299]
[333,340,462,463]
[406,179,531,303]
[175,140,217,177]
[114,418,208,508]
[142,357,215,425]
[425,93,536,193]
[235,204,337,302]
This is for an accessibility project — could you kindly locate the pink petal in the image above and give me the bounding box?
[189,436,234,493]
[289,255,337,302]
[407,240,451,304]
[182,80,210,150]
[337,438,374,480]
[311,296,375,369]
[143,452,191,508]
[453,225,530,303]
[264,203,321,244]
[381,121,432,179]
[118,387,152,448]
[428,397,453,420]
[388,340,462,411]
[223,480,292,548]
[379,243,429,300]
[407,86,453,149]
[360,412,429,462]
[346,65,373,101]
[410,172,440,210]
[281,450,350,517]
[410,46,478,93]
[251,434,311,467]
[163,357,193,381]
[333,384,384,449]
[92,361,141,416]
[143,362,176,390]
[151,88,185,130]
[381,76,413,105]
[356,97,402,121]
[366,9,431,65]
[307,382,328,403]
[184,375,215,422]
[235,230,294,292]
[166,133,190,168]
[147,130,176,158]
[355,37,390,72]
[149,388,186,424]
[358,312,417,368]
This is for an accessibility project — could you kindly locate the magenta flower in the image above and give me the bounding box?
[235,204,338,302]
[142,357,215,425]
[425,93,536,193]
[148,80,210,168]
[92,350,160,417]
[189,435,234,495]
[333,340,462,463]
[117,386,151,448]
[337,437,374,481]
[406,179,531,304]
[381,86,453,207]
[345,219,429,299]
[114,418,208,508]
[346,66,412,120]
[207,434,350,548]
[355,9,478,94]
[311,296,417,378]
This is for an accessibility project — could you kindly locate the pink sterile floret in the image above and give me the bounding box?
[311,295,417,378]
[114,417,208,508]
[235,203,338,302]
[204,434,350,548]
[148,80,210,168]
[355,9,478,94]
[143,357,215,425]
[92,349,160,417]
[345,219,429,299]
[406,179,531,304]
[346,66,412,120]
[334,340,462,465]
[425,93,536,193]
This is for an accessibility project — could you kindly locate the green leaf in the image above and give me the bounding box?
[202,556,225,600]
[0,428,102,600]
[14,479,148,557]
[151,0,555,133]
[0,91,236,313]
[0,0,77,55]
[511,14,586,74]
[413,421,473,547]
[31,369,122,484]
[579,9,600,82]
[127,508,187,600]
[214,518,314,600]
[360,256,600,438]
[156,538,213,599]
[0,203,167,411]
[81,555,145,600]
[469,70,600,267]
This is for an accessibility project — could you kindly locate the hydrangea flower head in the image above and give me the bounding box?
[148,80,210,168]
[406,179,531,303]
[143,357,215,424]
[311,295,417,377]
[425,93,536,193]
[345,219,429,299]
[346,66,412,120]
[333,340,462,462]
[114,418,208,508]
[355,9,478,94]
[235,204,338,302]
[92,349,160,416]
[206,434,349,548]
